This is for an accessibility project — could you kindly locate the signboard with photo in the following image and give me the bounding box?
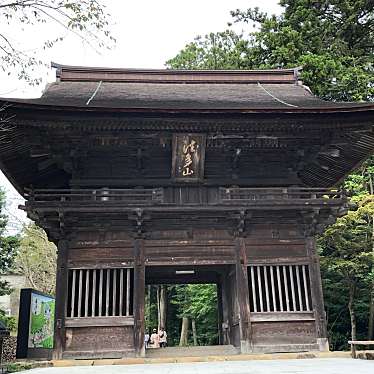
[16,289,55,359]
[28,292,55,349]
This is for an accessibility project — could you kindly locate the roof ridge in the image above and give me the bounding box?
[51,62,301,84]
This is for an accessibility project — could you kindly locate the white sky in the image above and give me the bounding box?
[0,0,282,232]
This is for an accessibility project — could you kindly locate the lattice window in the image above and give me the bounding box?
[248,265,312,313]
[67,268,134,318]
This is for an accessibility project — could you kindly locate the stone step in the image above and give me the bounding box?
[145,345,240,358]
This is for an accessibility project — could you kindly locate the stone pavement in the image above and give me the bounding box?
[23,358,373,374]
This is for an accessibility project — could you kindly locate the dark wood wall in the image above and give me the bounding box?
[59,218,320,357]
[28,129,312,188]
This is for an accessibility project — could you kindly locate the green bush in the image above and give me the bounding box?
[6,362,33,373]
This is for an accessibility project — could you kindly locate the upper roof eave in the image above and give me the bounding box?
[1,98,374,115]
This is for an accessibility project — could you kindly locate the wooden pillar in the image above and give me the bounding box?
[306,236,329,351]
[234,236,252,353]
[133,238,145,357]
[53,239,69,360]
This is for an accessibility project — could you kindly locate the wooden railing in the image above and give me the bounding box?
[24,187,344,208]
[25,188,164,205]
[219,187,344,205]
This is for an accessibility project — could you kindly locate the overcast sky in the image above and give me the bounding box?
[0,0,282,232]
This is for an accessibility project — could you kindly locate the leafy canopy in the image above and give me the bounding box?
[171,284,218,345]
[0,0,115,84]
[14,223,57,295]
[0,188,19,297]
[167,0,374,101]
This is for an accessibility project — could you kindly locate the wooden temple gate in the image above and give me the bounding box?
[0,65,373,359]
[23,187,343,357]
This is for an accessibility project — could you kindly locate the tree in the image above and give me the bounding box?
[171,284,218,346]
[0,188,19,297]
[166,31,250,70]
[343,156,374,340]
[0,188,19,330]
[14,223,56,295]
[0,0,115,84]
[167,1,374,101]
[319,198,374,348]
[156,285,167,330]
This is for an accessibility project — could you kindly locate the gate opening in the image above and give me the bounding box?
[145,266,226,348]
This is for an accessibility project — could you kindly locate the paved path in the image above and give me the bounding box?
[24,358,373,374]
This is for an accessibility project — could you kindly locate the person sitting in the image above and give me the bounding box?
[150,328,160,348]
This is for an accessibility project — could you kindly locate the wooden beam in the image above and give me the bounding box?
[70,269,76,317]
[105,268,110,316]
[289,265,296,311]
[264,266,270,312]
[234,236,252,353]
[306,236,329,351]
[133,238,145,357]
[270,266,276,312]
[302,265,311,311]
[84,269,89,317]
[53,239,69,360]
[250,266,257,313]
[296,265,303,311]
[250,311,314,322]
[126,268,131,316]
[276,265,284,312]
[65,316,134,327]
[77,269,83,317]
[92,269,96,316]
[283,265,290,312]
[113,268,117,316]
[119,268,124,316]
[99,269,103,317]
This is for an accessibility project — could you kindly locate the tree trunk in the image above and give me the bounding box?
[145,285,151,333]
[179,317,189,346]
[348,282,357,357]
[159,285,167,329]
[156,285,161,330]
[369,217,374,339]
[156,285,167,330]
[368,174,374,340]
[192,319,198,346]
[369,285,374,340]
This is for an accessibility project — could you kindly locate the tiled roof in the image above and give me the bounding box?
[1,64,372,111]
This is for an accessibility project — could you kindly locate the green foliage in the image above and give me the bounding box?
[147,284,218,346]
[171,284,218,346]
[0,188,19,329]
[0,1,115,84]
[319,197,374,348]
[320,200,374,284]
[14,223,57,295]
[0,188,19,297]
[166,31,250,70]
[0,309,17,332]
[6,362,33,373]
[167,0,374,102]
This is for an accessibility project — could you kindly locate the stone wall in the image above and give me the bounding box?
[0,274,27,316]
